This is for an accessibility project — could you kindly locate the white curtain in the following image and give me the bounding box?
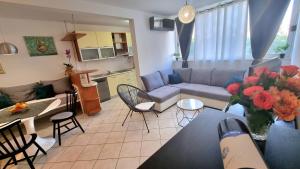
[291,0,300,66]
[194,0,248,61]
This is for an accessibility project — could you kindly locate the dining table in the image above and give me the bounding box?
[0,98,61,155]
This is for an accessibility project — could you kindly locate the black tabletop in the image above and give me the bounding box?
[139,109,244,169]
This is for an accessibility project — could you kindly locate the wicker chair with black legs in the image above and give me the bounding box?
[50,90,84,146]
[0,119,47,169]
[117,84,158,133]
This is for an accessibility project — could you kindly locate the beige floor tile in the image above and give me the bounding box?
[72,133,93,146]
[159,128,177,140]
[127,121,144,131]
[116,157,140,169]
[99,143,122,159]
[56,146,84,162]
[141,140,161,156]
[158,119,177,128]
[160,139,169,146]
[71,160,96,169]
[88,133,109,145]
[119,142,141,158]
[124,130,143,142]
[142,129,160,141]
[48,162,73,169]
[95,124,114,133]
[78,145,103,160]
[144,120,159,129]
[93,159,118,169]
[40,147,65,163]
[106,131,126,143]
[112,123,128,132]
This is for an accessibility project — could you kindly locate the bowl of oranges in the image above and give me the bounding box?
[9,102,29,114]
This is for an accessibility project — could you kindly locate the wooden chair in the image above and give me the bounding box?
[0,119,46,169]
[50,90,84,146]
[117,84,158,133]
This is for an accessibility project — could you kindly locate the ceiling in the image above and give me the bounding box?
[86,0,224,16]
[0,2,130,27]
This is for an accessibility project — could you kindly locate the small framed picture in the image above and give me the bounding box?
[24,36,58,56]
[0,63,5,74]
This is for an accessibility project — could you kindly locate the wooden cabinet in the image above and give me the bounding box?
[126,32,132,47]
[107,70,138,97]
[96,32,113,47]
[77,31,98,48]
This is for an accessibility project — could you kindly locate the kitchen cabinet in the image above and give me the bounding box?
[126,32,132,47]
[107,70,138,97]
[96,32,113,47]
[77,31,98,48]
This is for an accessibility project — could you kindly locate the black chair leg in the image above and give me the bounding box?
[57,122,61,146]
[141,112,150,133]
[153,111,159,117]
[22,150,35,169]
[73,117,85,133]
[12,156,17,165]
[34,141,47,155]
[53,122,56,138]
[122,110,132,126]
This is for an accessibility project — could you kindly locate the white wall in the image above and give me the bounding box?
[0,0,175,79]
[0,17,134,87]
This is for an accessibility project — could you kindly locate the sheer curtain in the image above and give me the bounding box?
[194,0,248,61]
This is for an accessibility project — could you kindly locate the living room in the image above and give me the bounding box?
[0,0,300,169]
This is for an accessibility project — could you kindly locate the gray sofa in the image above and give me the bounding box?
[141,68,246,112]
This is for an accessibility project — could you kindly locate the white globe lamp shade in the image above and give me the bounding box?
[178,4,196,24]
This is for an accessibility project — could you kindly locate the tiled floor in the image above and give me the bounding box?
[3,97,190,169]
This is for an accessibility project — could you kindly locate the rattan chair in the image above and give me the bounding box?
[50,90,84,146]
[0,119,46,169]
[117,84,158,133]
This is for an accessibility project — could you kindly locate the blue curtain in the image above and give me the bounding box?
[249,0,290,65]
[175,18,195,68]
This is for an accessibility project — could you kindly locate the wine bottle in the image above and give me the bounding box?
[218,118,268,169]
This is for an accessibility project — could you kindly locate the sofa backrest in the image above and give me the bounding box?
[173,68,192,83]
[159,69,173,85]
[190,68,215,85]
[141,71,165,92]
[211,69,246,87]
[0,82,38,103]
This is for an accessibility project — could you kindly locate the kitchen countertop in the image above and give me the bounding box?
[91,68,135,80]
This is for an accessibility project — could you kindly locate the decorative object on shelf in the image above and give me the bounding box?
[24,36,57,56]
[275,43,289,59]
[9,102,29,114]
[178,0,196,24]
[174,52,180,61]
[226,65,300,140]
[0,24,18,55]
[63,49,73,75]
[0,63,5,74]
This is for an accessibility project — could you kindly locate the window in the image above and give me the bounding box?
[245,0,294,59]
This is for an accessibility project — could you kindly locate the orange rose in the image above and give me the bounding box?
[252,91,273,110]
[226,83,241,95]
[243,86,264,97]
[281,65,299,77]
[244,76,259,85]
[254,67,270,77]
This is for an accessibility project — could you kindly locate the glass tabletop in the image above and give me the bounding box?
[0,99,56,124]
[177,99,204,111]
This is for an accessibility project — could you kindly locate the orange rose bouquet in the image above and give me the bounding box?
[226,65,300,139]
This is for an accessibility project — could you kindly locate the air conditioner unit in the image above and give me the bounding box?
[149,17,174,31]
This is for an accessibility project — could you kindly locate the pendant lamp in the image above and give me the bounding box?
[178,0,196,24]
[0,24,18,55]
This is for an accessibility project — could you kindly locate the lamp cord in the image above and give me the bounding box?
[0,23,6,42]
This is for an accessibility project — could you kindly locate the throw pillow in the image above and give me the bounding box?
[224,75,243,88]
[0,93,13,109]
[35,84,56,99]
[0,82,38,103]
[169,73,183,84]
[41,77,72,94]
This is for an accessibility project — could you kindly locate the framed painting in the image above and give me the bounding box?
[0,63,5,74]
[24,36,58,56]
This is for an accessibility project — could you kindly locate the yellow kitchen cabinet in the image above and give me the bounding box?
[126,32,132,47]
[107,75,118,96]
[108,70,138,97]
[96,32,113,47]
[77,31,98,48]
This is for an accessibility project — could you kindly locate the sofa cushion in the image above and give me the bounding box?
[211,69,246,87]
[41,77,72,94]
[173,68,192,83]
[148,86,180,103]
[0,83,38,103]
[190,68,214,85]
[141,72,165,92]
[159,69,173,85]
[173,83,231,101]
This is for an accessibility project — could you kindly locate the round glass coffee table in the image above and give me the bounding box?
[176,99,204,127]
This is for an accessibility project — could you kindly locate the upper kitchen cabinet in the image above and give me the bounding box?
[96,32,113,47]
[126,32,133,56]
[77,31,98,48]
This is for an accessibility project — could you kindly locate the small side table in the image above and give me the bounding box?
[176,99,204,127]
